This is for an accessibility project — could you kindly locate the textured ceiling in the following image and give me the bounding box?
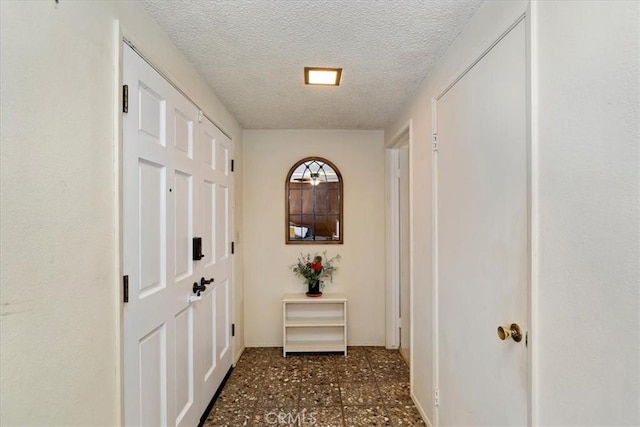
[141,0,483,129]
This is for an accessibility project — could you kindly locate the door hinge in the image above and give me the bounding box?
[434,388,440,406]
[198,110,203,123]
[432,134,438,151]
[231,159,234,172]
[123,275,129,303]
[231,241,235,254]
[231,323,235,337]
[122,85,129,114]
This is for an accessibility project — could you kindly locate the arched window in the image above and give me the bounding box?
[285,157,343,244]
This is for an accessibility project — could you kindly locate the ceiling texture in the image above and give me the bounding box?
[141,0,483,130]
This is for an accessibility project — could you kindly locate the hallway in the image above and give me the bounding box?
[2,2,638,426]
[204,347,424,426]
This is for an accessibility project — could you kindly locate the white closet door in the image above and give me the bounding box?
[435,20,528,426]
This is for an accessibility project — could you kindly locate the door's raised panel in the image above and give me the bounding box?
[216,280,230,359]
[173,109,193,158]
[174,306,194,426]
[139,160,166,297]
[203,180,216,266]
[216,185,229,262]
[201,289,216,381]
[216,141,229,176]
[201,130,215,169]
[139,324,167,427]
[139,83,166,146]
[174,172,192,281]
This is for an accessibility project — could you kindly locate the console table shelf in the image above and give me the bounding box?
[282,293,347,357]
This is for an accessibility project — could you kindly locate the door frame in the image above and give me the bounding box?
[385,120,413,357]
[431,9,536,427]
[113,20,236,425]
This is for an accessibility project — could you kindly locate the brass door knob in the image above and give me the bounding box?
[497,323,523,342]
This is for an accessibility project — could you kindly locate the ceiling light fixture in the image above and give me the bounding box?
[310,172,321,186]
[304,67,342,86]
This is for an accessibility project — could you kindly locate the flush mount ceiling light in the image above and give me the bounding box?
[304,67,342,86]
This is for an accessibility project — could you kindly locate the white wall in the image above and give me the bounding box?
[385,0,639,425]
[0,1,243,425]
[243,130,386,347]
[534,1,639,424]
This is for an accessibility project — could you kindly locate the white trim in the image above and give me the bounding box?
[385,120,412,351]
[528,1,539,424]
[233,346,245,366]
[412,391,434,427]
[113,19,125,427]
[435,14,527,101]
[385,148,400,349]
[430,96,440,427]
[407,120,415,389]
[388,123,411,149]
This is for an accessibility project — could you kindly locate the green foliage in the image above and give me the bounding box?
[291,251,341,289]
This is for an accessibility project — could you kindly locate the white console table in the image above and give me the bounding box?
[282,293,347,357]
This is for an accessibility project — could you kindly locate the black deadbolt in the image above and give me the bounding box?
[193,237,204,261]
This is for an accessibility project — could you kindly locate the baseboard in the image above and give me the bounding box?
[244,342,387,348]
[244,342,281,348]
[233,345,246,365]
[411,391,433,427]
[348,341,387,347]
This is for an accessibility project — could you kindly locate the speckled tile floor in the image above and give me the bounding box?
[203,347,425,427]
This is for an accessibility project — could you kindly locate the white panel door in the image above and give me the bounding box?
[195,117,233,412]
[123,43,199,427]
[123,43,232,426]
[435,20,528,425]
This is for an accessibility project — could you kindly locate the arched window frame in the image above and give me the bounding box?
[285,157,343,244]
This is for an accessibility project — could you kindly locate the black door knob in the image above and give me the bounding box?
[193,281,206,296]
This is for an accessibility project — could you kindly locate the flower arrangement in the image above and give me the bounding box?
[292,251,341,290]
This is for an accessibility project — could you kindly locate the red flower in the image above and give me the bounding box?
[292,252,340,288]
